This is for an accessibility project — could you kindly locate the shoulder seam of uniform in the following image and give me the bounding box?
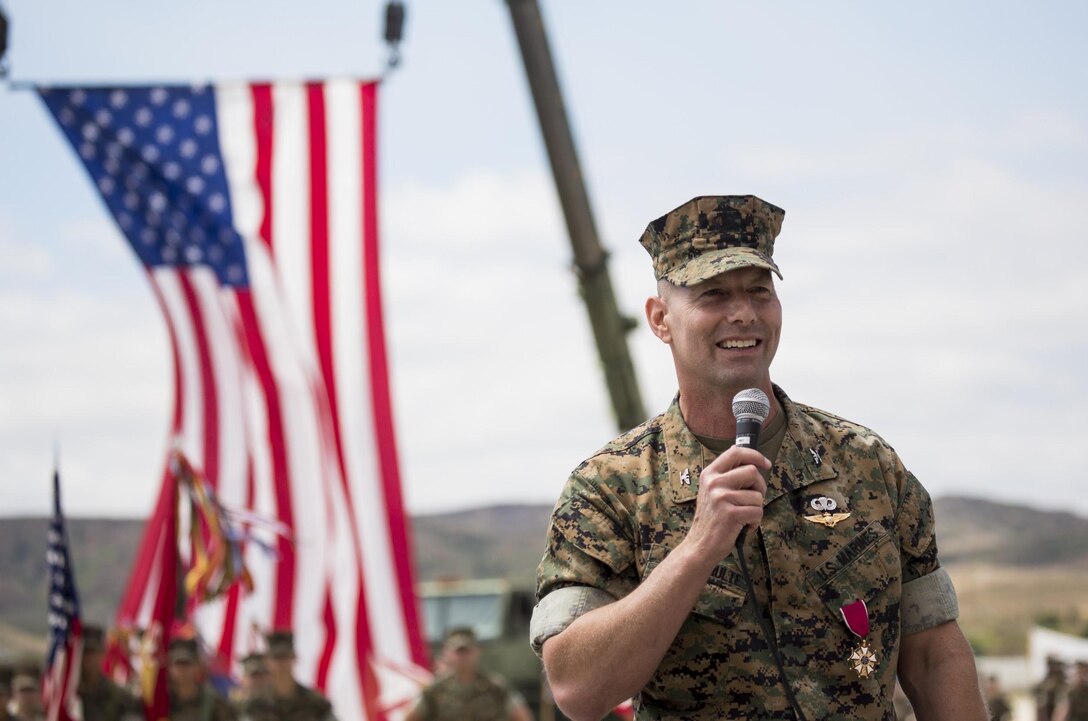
[593,413,665,455]
[792,401,889,443]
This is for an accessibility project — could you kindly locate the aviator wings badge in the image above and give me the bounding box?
[803,496,852,528]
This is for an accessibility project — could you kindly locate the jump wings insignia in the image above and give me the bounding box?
[803,496,851,528]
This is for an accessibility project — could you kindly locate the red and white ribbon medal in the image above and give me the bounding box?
[840,599,877,678]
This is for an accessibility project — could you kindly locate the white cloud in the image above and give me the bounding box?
[0,286,170,516]
[0,213,53,279]
[57,216,133,264]
[381,170,618,513]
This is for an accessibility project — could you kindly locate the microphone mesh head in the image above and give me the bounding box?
[732,388,771,422]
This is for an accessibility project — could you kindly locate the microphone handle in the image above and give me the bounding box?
[735,416,762,449]
[733,416,763,545]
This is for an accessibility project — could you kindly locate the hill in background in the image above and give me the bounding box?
[935,495,1088,566]
[2,496,1087,657]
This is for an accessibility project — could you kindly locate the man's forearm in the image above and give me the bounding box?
[899,621,987,721]
[542,541,717,721]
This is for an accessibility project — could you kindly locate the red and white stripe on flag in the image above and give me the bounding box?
[41,80,428,721]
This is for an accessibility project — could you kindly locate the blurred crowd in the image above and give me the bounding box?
[1029,657,1088,721]
[4,621,1085,721]
[0,625,336,721]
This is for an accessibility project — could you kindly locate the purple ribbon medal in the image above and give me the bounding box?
[840,599,877,678]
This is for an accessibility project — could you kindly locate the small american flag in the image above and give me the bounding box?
[40,80,428,720]
[44,469,84,721]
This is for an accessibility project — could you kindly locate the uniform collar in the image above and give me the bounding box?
[665,385,838,505]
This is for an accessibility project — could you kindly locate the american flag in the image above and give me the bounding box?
[44,469,84,721]
[40,80,428,719]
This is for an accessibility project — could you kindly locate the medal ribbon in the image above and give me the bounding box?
[839,599,869,638]
[841,599,878,678]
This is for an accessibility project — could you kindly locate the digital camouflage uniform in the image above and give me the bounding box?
[240,682,335,721]
[78,675,145,720]
[986,693,1010,721]
[0,665,14,721]
[170,686,238,721]
[1035,665,1066,721]
[412,671,516,721]
[1065,674,1088,721]
[532,386,959,721]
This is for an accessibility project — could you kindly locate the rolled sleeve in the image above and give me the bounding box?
[901,566,959,635]
[529,585,617,657]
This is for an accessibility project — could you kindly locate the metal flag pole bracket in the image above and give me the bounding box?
[382,0,406,76]
[0,4,10,80]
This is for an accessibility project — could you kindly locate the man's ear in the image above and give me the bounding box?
[645,295,671,344]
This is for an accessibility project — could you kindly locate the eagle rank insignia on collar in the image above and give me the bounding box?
[803,495,852,528]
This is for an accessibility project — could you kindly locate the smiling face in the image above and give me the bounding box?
[647,266,782,410]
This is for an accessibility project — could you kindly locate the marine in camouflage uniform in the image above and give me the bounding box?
[10,669,44,721]
[78,625,145,721]
[1057,660,1088,721]
[171,687,239,721]
[240,684,334,721]
[1037,657,1068,721]
[531,196,986,720]
[983,674,1011,721]
[231,652,271,709]
[0,665,16,721]
[405,628,532,721]
[240,631,335,721]
[168,637,238,721]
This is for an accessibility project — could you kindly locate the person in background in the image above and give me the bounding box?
[1038,657,1069,721]
[0,666,15,721]
[167,637,237,721]
[9,669,42,721]
[231,652,271,708]
[406,627,533,721]
[240,630,335,721]
[77,624,144,720]
[984,674,1012,721]
[1056,660,1088,721]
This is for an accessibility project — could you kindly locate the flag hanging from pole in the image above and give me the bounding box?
[40,80,428,720]
[134,459,182,721]
[44,469,84,721]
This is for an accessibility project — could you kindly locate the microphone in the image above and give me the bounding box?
[731,388,770,546]
[729,388,809,721]
[732,388,771,450]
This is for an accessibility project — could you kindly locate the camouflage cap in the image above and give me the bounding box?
[167,637,199,664]
[639,195,785,286]
[265,629,295,658]
[443,626,478,651]
[12,673,38,693]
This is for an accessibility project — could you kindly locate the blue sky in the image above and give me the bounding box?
[1,1,1086,517]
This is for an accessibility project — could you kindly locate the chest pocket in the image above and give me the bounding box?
[804,519,901,621]
[642,542,748,625]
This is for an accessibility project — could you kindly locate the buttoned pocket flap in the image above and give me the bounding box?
[643,543,748,625]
